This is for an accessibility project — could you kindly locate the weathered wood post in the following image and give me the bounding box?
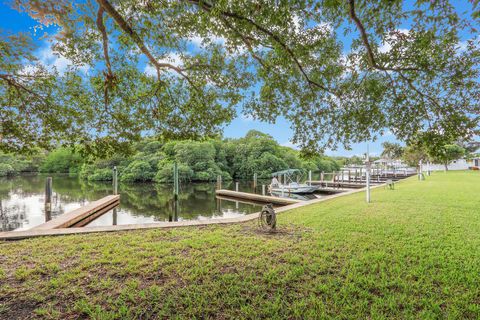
[112,208,117,226]
[308,170,312,186]
[173,162,179,221]
[173,162,179,201]
[113,166,118,195]
[45,177,52,222]
[320,171,324,182]
[216,175,222,189]
[262,184,266,196]
[253,173,257,189]
[235,181,239,192]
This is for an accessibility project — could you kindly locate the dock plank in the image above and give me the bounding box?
[32,195,120,230]
[215,189,301,205]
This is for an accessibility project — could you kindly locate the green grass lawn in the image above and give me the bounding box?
[1,171,479,319]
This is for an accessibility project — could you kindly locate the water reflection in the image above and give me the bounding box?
[0,174,262,232]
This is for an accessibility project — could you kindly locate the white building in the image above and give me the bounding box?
[427,158,480,171]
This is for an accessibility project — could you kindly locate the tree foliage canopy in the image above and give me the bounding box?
[2,0,479,154]
[381,142,404,160]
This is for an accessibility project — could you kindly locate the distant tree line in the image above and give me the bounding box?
[0,131,342,181]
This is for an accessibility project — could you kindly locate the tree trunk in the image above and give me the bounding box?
[444,162,448,171]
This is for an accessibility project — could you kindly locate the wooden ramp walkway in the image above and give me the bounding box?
[32,195,120,230]
[215,190,301,205]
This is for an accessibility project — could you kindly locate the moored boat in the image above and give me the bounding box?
[269,169,319,194]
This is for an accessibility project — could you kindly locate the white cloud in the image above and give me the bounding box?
[379,29,409,53]
[241,113,254,121]
[188,34,226,48]
[281,141,299,150]
[144,52,184,77]
[39,44,89,74]
[458,36,479,52]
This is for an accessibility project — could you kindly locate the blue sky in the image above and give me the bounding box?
[1,2,475,157]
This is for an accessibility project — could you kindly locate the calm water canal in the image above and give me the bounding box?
[0,174,316,232]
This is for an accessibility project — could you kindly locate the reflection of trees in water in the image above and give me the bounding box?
[2,174,261,230]
[0,199,27,232]
[116,181,260,221]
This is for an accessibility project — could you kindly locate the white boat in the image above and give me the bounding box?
[269,169,319,194]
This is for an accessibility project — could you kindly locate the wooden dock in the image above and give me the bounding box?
[215,190,301,205]
[32,195,120,230]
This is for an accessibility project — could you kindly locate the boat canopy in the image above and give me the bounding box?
[271,169,301,177]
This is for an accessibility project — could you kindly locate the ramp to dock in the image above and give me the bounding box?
[32,195,120,230]
[215,190,301,205]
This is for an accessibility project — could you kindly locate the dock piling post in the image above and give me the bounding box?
[113,166,118,195]
[216,175,222,189]
[262,184,265,195]
[45,177,52,222]
[173,162,179,221]
[173,162,179,200]
[253,173,257,189]
[308,170,312,186]
[320,171,324,182]
[235,181,239,192]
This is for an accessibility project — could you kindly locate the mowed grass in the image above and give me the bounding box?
[1,171,479,319]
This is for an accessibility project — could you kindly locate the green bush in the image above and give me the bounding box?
[154,163,194,183]
[120,160,155,182]
[89,168,113,181]
[40,148,83,173]
[0,163,16,177]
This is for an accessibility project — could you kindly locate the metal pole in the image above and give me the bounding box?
[366,145,371,203]
[113,166,118,195]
